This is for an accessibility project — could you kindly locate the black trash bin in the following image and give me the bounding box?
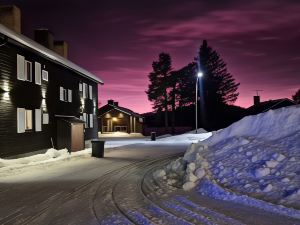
[151,132,156,141]
[91,139,105,158]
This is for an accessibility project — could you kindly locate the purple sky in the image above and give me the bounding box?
[3,0,300,113]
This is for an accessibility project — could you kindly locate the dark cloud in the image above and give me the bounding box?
[2,0,300,112]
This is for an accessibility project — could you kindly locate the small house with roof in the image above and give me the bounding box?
[98,100,144,133]
[247,95,296,115]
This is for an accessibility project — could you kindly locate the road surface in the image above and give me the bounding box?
[0,142,299,225]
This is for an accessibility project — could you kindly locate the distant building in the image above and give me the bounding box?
[98,100,143,133]
[247,95,296,115]
[0,5,103,157]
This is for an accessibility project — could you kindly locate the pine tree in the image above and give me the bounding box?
[292,89,300,104]
[146,53,173,129]
[197,40,240,106]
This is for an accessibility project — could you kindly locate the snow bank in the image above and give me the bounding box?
[0,148,92,176]
[205,105,299,145]
[160,105,300,212]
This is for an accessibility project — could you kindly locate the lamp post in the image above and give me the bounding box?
[195,71,203,134]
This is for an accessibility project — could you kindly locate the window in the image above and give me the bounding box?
[89,85,93,99]
[139,118,143,123]
[17,108,25,133]
[89,114,93,128]
[68,90,72,102]
[79,82,83,91]
[83,113,87,128]
[82,83,87,99]
[25,61,32,82]
[17,108,42,133]
[25,109,33,131]
[43,113,49,124]
[35,62,41,85]
[42,70,48,81]
[60,87,65,101]
[17,54,25,80]
[60,87,72,102]
[35,109,42,132]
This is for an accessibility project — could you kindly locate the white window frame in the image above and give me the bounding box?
[35,109,42,132]
[83,113,87,128]
[68,89,72,102]
[42,70,48,81]
[25,109,33,131]
[35,62,42,85]
[83,83,87,99]
[17,54,25,81]
[43,113,49,124]
[60,87,64,101]
[17,108,25,133]
[25,60,32,82]
[89,85,93,100]
[89,114,93,128]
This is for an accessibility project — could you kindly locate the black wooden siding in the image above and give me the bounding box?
[0,40,99,158]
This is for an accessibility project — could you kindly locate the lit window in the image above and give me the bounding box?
[43,113,49,124]
[17,54,25,81]
[60,87,72,102]
[42,70,48,81]
[25,110,33,131]
[35,62,41,85]
[25,61,32,82]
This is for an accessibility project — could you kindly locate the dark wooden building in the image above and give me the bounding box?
[247,95,296,115]
[0,22,103,157]
[98,100,143,134]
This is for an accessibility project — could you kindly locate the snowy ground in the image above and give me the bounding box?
[0,131,211,177]
[159,105,300,220]
[1,123,300,224]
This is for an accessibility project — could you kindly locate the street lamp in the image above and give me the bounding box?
[195,71,203,134]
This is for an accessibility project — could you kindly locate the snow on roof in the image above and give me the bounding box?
[0,24,103,84]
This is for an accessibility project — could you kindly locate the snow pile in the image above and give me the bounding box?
[160,105,300,210]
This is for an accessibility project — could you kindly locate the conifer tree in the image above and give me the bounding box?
[146,53,172,129]
[292,89,300,104]
[197,40,240,106]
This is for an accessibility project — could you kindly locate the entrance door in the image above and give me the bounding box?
[71,123,84,151]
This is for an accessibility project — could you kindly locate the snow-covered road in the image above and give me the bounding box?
[0,142,299,225]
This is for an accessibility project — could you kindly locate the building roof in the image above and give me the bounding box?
[98,103,143,118]
[0,24,103,84]
[247,98,296,115]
